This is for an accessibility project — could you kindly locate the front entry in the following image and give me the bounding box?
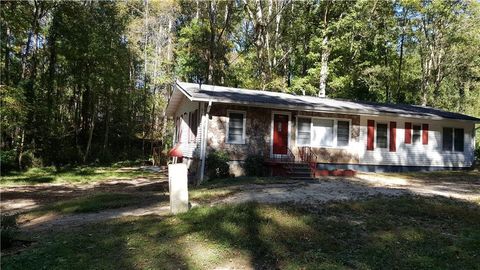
[272,113,289,155]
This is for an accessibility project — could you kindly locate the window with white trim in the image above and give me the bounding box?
[226,111,246,144]
[296,117,350,147]
[312,119,334,147]
[337,121,350,146]
[412,124,421,143]
[297,118,311,145]
[443,127,464,152]
[376,123,388,149]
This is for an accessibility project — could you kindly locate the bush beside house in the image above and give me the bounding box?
[244,155,266,177]
[206,150,230,179]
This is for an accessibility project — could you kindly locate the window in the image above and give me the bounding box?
[337,121,350,146]
[297,118,311,145]
[227,111,245,144]
[454,129,464,152]
[443,128,453,151]
[412,125,421,143]
[312,119,334,147]
[443,127,464,152]
[296,117,350,147]
[189,110,198,142]
[376,123,388,148]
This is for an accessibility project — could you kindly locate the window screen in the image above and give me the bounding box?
[454,128,464,152]
[312,119,334,147]
[337,121,350,146]
[443,127,453,151]
[412,125,421,143]
[297,118,311,145]
[376,123,388,148]
[227,112,244,143]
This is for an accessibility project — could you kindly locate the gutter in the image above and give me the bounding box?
[199,100,212,184]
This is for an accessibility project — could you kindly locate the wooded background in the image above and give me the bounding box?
[1,0,479,171]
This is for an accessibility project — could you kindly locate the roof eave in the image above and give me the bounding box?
[187,97,480,122]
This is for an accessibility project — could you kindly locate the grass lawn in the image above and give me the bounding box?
[3,195,479,270]
[189,176,294,203]
[0,166,158,186]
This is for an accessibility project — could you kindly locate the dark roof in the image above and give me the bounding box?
[173,82,480,122]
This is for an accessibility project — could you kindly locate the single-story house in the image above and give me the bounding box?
[165,81,479,183]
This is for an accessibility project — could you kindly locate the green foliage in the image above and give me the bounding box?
[206,150,230,179]
[1,0,479,172]
[0,150,17,174]
[1,1,173,169]
[1,214,18,250]
[243,154,266,177]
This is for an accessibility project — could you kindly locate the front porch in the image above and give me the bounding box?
[264,146,356,179]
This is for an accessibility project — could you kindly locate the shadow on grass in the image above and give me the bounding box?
[21,176,55,184]
[3,195,480,270]
[26,193,162,216]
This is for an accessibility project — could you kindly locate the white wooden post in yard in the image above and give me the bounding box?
[168,163,189,214]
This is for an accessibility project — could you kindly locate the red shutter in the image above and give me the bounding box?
[405,122,412,144]
[389,121,396,152]
[367,120,375,151]
[422,124,429,145]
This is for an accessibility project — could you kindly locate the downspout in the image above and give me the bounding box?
[199,100,212,184]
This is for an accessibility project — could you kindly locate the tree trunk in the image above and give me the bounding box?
[142,0,149,160]
[83,107,96,163]
[103,87,111,152]
[18,130,25,169]
[318,35,330,98]
[4,26,10,85]
[21,0,39,80]
[318,2,330,98]
[396,8,407,101]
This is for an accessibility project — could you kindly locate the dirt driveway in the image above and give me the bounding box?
[1,171,479,232]
[1,177,169,214]
[218,172,480,205]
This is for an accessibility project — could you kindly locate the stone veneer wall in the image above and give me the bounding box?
[206,103,361,176]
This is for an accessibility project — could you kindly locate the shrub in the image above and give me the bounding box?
[21,150,43,169]
[206,150,230,179]
[1,215,18,250]
[0,149,17,174]
[244,154,266,176]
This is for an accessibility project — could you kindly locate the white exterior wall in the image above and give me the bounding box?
[173,97,203,159]
[358,115,475,168]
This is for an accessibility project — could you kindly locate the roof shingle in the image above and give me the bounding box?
[175,81,480,122]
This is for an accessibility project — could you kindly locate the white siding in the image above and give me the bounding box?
[173,97,203,159]
[358,115,475,167]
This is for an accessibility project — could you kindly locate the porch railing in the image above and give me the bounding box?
[298,146,318,163]
[267,146,317,164]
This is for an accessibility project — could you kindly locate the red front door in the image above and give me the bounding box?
[273,114,288,155]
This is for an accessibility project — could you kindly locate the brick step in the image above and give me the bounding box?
[290,176,316,180]
[288,172,311,177]
[287,168,311,172]
[285,165,310,169]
